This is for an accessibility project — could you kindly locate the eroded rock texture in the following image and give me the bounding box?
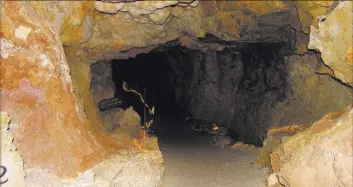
[90,61,144,147]
[308,1,353,86]
[25,1,300,59]
[268,106,353,187]
[156,43,352,145]
[1,1,118,177]
[24,148,164,187]
[30,0,346,86]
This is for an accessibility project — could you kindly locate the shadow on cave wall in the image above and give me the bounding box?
[167,43,289,145]
[111,49,188,124]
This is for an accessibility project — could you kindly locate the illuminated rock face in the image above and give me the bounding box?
[25,1,298,59]
[0,1,118,177]
[29,0,352,86]
[268,106,353,187]
[308,1,353,86]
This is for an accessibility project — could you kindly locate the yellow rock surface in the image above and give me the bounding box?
[308,1,353,86]
[270,106,353,187]
[294,1,335,33]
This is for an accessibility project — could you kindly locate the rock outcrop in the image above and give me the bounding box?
[308,1,353,86]
[24,145,164,187]
[1,1,118,177]
[267,105,353,187]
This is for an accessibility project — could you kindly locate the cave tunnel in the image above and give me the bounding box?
[111,48,187,120]
[87,30,352,186]
[3,1,353,186]
[106,39,290,146]
[90,39,321,186]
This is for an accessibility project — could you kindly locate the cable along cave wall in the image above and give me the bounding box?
[88,39,352,146]
[88,37,352,146]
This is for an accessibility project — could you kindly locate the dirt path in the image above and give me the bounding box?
[154,117,267,187]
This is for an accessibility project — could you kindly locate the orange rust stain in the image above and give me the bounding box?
[3,74,119,177]
[80,1,95,12]
[2,2,38,47]
[111,39,128,50]
[267,124,310,137]
[2,1,119,177]
[311,120,335,134]
[346,47,353,64]
[2,1,57,50]
[27,31,51,46]
[310,106,349,134]
[1,56,48,90]
[132,139,144,152]
[140,128,147,140]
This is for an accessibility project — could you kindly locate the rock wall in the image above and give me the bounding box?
[308,1,353,86]
[64,47,105,130]
[26,1,300,60]
[267,105,352,187]
[278,53,352,125]
[1,1,118,177]
[159,44,352,145]
[89,61,142,139]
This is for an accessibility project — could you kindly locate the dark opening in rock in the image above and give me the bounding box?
[106,40,291,146]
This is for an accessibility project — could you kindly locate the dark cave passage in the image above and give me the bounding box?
[111,49,188,121]
[109,41,289,146]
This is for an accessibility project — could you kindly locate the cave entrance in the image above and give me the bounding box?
[100,41,288,186]
[96,40,289,147]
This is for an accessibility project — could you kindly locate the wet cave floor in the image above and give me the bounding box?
[152,116,267,187]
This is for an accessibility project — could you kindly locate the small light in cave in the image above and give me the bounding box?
[212,123,219,131]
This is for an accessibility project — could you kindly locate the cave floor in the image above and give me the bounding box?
[153,117,267,187]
